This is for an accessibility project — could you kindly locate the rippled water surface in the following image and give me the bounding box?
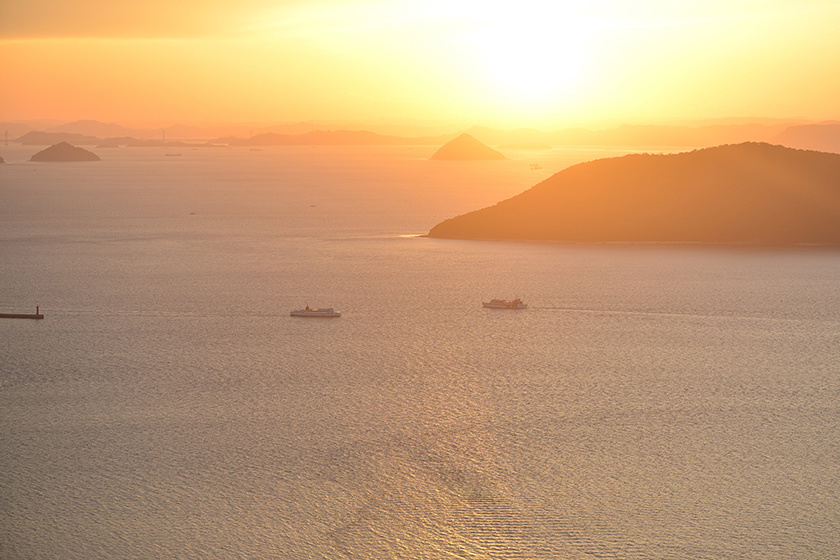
[2,145,839,559]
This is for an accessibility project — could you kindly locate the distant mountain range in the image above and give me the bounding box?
[773,123,840,153]
[226,130,453,147]
[4,119,840,153]
[46,119,144,138]
[428,143,840,246]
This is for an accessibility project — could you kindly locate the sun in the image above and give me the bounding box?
[460,7,596,103]
[477,33,586,101]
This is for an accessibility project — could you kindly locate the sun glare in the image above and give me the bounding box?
[3,0,840,126]
[416,0,604,108]
[465,17,591,103]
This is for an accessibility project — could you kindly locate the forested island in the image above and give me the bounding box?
[429,133,507,160]
[428,143,840,245]
[29,142,101,162]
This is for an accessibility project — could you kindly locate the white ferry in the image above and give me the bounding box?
[290,305,342,318]
[482,298,528,310]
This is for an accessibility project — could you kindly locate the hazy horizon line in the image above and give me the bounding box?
[2,115,834,133]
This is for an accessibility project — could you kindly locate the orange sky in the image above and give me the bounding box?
[2,0,839,128]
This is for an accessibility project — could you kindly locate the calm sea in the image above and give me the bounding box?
[2,145,839,559]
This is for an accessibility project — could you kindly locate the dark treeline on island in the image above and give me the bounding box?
[428,143,840,246]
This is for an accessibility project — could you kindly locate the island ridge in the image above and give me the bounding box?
[428,143,840,245]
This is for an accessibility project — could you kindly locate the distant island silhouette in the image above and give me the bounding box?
[430,133,506,160]
[15,131,225,149]
[428,143,840,245]
[9,120,840,153]
[773,123,840,154]
[498,142,553,150]
[29,142,101,162]
[18,131,103,146]
[228,129,452,147]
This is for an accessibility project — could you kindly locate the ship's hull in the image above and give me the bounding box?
[290,310,341,318]
[483,299,527,310]
[482,303,527,310]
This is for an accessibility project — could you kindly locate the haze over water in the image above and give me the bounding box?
[2,146,839,559]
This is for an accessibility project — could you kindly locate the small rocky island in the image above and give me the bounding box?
[430,133,506,160]
[29,142,101,162]
[428,143,840,245]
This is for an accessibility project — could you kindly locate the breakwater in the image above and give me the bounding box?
[0,306,43,319]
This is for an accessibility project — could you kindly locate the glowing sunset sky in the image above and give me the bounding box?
[1,0,839,127]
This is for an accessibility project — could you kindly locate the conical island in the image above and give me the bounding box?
[29,142,101,162]
[428,143,840,245]
[430,133,506,160]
